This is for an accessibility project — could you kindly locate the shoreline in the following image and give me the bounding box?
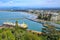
[26,29,42,35]
[0,25,42,35]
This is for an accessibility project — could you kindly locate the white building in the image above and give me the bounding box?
[51,13,59,21]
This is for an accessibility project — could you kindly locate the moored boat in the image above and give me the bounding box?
[3,22,28,29]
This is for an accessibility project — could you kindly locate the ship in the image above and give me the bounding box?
[3,22,28,29]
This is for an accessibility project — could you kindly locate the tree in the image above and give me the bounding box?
[15,20,19,29]
[37,14,42,19]
[48,14,52,21]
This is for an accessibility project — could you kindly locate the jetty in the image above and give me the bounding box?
[25,18,45,24]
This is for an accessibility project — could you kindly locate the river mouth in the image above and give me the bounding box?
[0,11,43,32]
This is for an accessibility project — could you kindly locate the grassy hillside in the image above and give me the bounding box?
[0,27,45,40]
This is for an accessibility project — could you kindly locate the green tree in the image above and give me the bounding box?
[15,20,19,29]
[48,14,52,21]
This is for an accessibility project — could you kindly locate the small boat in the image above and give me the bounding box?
[3,22,28,29]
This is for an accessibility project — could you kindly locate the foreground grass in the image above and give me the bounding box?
[0,27,45,40]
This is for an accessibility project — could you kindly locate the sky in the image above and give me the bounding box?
[0,0,60,8]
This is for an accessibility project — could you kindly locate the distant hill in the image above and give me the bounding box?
[0,7,60,11]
